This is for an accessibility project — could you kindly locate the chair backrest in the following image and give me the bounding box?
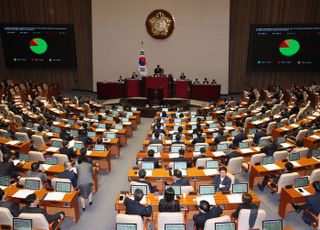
[157,212,184,230]
[52,153,69,165]
[129,181,150,194]
[28,151,45,162]
[16,132,30,142]
[31,135,45,150]
[18,177,43,189]
[297,147,309,158]
[266,122,277,135]
[249,153,266,171]
[181,186,194,194]
[18,213,49,230]
[277,172,299,194]
[310,168,320,184]
[273,151,288,162]
[227,173,235,185]
[244,117,252,129]
[227,157,244,175]
[237,209,266,230]
[296,129,308,141]
[51,178,73,191]
[116,214,144,230]
[14,115,23,127]
[0,207,13,227]
[203,215,231,230]
[196,158,213,168]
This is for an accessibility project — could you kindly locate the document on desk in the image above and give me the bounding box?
[281,127,289,131]
[187,130,193,134]
[227,194,243,203]
[203,169,218,176]
[290,161,301,167]
[86,150,93,156]
[224,127,234,130]
[40,164,52,171]
[122,122,132,125]
[6,140,20,145]
[13,159,20,166]
[95,128,106,132]
[45,132,54,137]
[46,147,60,152]
[145,170,153,177]
[196,196,215,205]
[290,124,299,128]
[13,189,34,199]
[253,147,261,152]
[110,129,118,132]
[312,157,320,162]
[164,140,172,145]
[44,192,66,201]
[240,148,254,154]
[262,164,281,171]
[307,116,316,120]
[68,140,75,148]
[168,153,179,159]
[294,188,311,196]
[310,135,320,140]
[64,124,71,128]
[213,151,226,157]
[281,143,292,148]
[168,131,175,134]
[154,152,161,158]
[0,186,7,190]
[193,152,201,157]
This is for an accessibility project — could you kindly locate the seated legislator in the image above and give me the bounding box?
[59,140,75,159]
[172,149,191,167]
[179,73,186,80]
[193,147,209,165]
[0,153,21,179]
[0,188,20,217]
[134,169,157,193]
[21,194,64,229]
[59,128,73,141]
[158,187,180,212]
[26,162,47,183]
[192,132,205,145]
[193,78,201,85]
[253,125,267,145]
[233,127,247,147]
[18,122,34,138]
[154,65,163,75]
[78,130,92,147]
[202,78,210,85]
[261,140,279,157]
[124,189,152,218]
[193,200,222,230]
[149,132,163,145]
[223,144,241,165]
[214,129,227,144]
[141,149,161,168]
[57,162,77,188]
[213,166,231,192]
[170,169,190,186]
[258,162,294,191]
[232,193,258,219]
[153,123,166,135]
[193,124,203,134]
[172,134,184,145]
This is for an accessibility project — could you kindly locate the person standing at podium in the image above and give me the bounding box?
[154,65,163,76]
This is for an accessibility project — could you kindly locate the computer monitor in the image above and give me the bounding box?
[164,224,186,230]
[225,121,233,127]
[174,118,181,123]
[171,146,182,153]
[194,145,206,152]
[162,108,169,113]
[107,116,114,121]
[209,123,218,129]
[45,157,58,165]
[206,116,213,121]
[190,111,196,117]
[277,122,284,128]
[52,126,61,134]
[116,223,137,230]
[55,181,72,193]
[277,137,286,144]
[294,177,309,188]
[262,156,274,165]
[25,179,40,190]
[313,149,320,158]
[205,160,219,169]
[249,128,257,135]
[19,154,29,162]
[212,132,219,138]
[68,119,75,125]
[174,161,187,170]
[0,176,10,186]
[130,185,147,195]
[96,123,104,129]
[1,132,10,138]
[112,111,119,116]
[215,222,236,230]
[191,117,197,122]
[131,107,137,112]
[232,183,248,194]
[259,139,270,147]
[127,112,133,117]
[231,131,239,137]
[164,185,181,195]
[289,152,300,161]
[147,145,158,153]
[239,142,249,149]
[13,218,32,230]
[262,219,283,230]
[73,142,84,150]
[26,122,34,128]
[55,117,62,122]
[92,115,99,120]
[87,131,96,138]
[115,124,123,130]
[94,144,105,151]
[232,111,238,116]
[199,185,215,195]
[141,161,155,171]
[217,144,228,151]
[121,117,129,122]
[70,129,78,137]
[106,132,117,139]
[51,140,62,148]
[16,135,25,142]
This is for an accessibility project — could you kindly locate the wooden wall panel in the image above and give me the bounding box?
[229,0,320,93]
[0,0,92,90]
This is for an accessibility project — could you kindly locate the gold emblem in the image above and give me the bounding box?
[145,10,174,39]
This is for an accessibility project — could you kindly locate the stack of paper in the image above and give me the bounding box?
[46,147,59,152]
[203,169,218,176]
[227,194,243,203]
[193,152,201,157]
[281,127,289,131]
[86,150,93,156]
[294,188,311,196]
[154,152,161,158]
[262,164,281,171]
[213,151,226,157]
[290,161,301,167]
[95,128,106,132]
[196,196,215,205]
[290,124,299,128]
[40,164,52,171]
[13,189,34,199]
[44,192,66,201]
[281,143,292,148]
[6,140,20,145]
[310,135,320,140]
[240,148,253,154]
[145,170,153,177]
[168,153,179,159]
[164,140,172,145]
[68,140,75,148]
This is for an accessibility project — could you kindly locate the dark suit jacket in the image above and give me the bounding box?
[261,143,279,156]
[193,206,223,230]
[20,206,60,224]
[233,133,247,147]
[158,199,180,212]
[192,137,205,145]
[0,162,19,179]
[232,203,259,219]
[59,147,75,158]
[302,192,320,224]
[193,128,203,134]
[78,135,92,146]
[133,179,156,193]
[59,131,73,141]
[225,151,242,165]
[172,178,190,186]
[253,131,267,144]
[213,175,231,192]
[124,197,152,218]
[153,128,165,135]
[57,170,77,188]
[0,201,20,217]
[214,135,227,144]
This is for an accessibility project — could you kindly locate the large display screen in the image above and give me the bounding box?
[0,24,77,68]
[247,24,320,71]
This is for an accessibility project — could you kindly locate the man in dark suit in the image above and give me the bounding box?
[261,140,279,156]
[57,162,77,188]
[232,193,258,219]
[192,132,205,145]
[253,125,267,144]
[171,169,190,186]
[172,134,184,145]
[193,200,222,230]
[214,129,227,144]
[17,122,34,138]
[141,149,161,168]
[153,123,165,135]
[193,147,208,166]
[149,132,163,145]
[154,65,163,75]
[78,130,92,147]
[213,166,231,192]
[233,127,247,147]
[223,144,242,165]
[0,154,21,179]
[124,189,152,218]
[0,188,20,217]
[59,140,75,159]
[192,124,203,134]
[134,169,157,193]
[290,102,300,115]
[59,128,73,141]
[172,149,191,167]
[21,194,64,229]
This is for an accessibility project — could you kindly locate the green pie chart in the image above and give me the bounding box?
[279,39,300,57]
[29,38,48,55]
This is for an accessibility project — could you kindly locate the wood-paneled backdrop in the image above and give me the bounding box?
[0,0,92,90]
[229,0,320,93]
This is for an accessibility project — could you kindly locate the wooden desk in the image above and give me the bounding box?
[278,186,315,219]
[303,132,320,149]
[0,137,30,154]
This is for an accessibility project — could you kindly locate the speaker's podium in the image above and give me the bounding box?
[142,75,173,99]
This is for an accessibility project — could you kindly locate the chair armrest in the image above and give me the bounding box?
[303,209,319,228]
[49,217,63,230]
[266,178,278,192]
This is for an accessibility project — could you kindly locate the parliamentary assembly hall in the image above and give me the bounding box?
[0,0,319,229]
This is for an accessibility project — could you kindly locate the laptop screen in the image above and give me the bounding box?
[231,130,240,137]
[262,156,274,165]
[199,185,215,195]
[190,111,196,117]
[53,126,61,134]
[212,132,219,138]
[277,122,284,128]
[162,108,169,112]
[289,152,300,161]
[68,119,75,125]
[73,142,84,150]
[194,145,206,152]
[232,183,248,194]
[45,157,58,165]
[174,161,187,170]
[164,224,186,230]
[25,179,40,190]
[88,131,96,138]
[70,129,79,137]
[0,176,10,186]
[94,144,105,151]
[26,122,34,128]
[16,135,25,142]
[294,177,308,188]
[127,112,133,117]
[259,139,270,147]
[206,160,219,169]
[116,223,137,230]
[107,116,114,121]
[121,117,129,122]
[249,128,257,135]
[206,116,213,121]
[147,146,158,153]
[225,121,233,127]
[92,115,99,120]
[174,118,181,123]
[51,140,62,148]
[209,123,218,129]
[164,185,181,195]
[239,142,249,149]
[277,137,285,144]
[313,149,320,158]
[171,146,182,153]
[56,181,72,193]
[19,154,29,162]
[98,123,105,129]
[13,218,32,230]
[106,133,117,139]
[217,144,228,151]
[115,124,123,130]
[215,222,236,230]
[130,185,147,195]
[141,161,154,171]
[262,219,283,230]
